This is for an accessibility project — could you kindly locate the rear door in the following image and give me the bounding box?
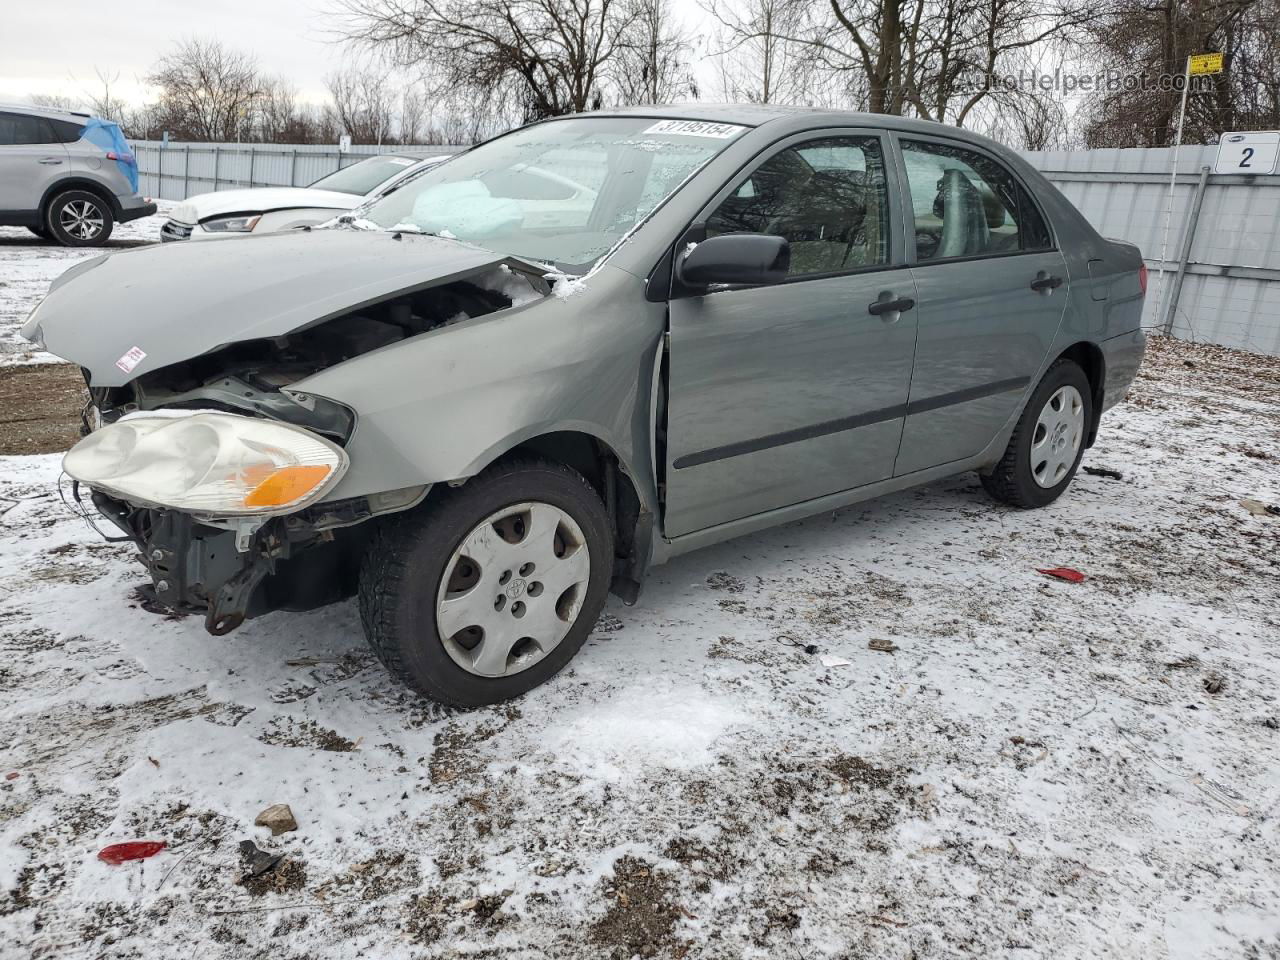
[892,134,1068,476]
[663,129,918,537]
[0,112,68,214]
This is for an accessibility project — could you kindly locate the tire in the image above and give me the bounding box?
[981,359,1092,509]
[358,458,614,707]
[26,225,51,241]
[45,189,114,246]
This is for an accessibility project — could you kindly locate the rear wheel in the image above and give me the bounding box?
[358,459,613,707]
[981,359,1091,508]
[45,189,114,246]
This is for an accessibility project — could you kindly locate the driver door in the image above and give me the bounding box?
[663,130,918,538]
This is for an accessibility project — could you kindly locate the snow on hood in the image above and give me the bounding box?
[26,230,523,387]
[168,187,365,225]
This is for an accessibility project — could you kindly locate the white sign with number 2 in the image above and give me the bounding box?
[1215,132,1280,175]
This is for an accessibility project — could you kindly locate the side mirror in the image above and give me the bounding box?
[677,233,790,287]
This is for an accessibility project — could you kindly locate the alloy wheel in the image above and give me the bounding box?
[59,199,104,241]
[435,501,591,678]
[1030,384,1084,488]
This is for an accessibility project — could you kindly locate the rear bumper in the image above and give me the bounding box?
[117,196,157,223]
[1099,327,1146,413]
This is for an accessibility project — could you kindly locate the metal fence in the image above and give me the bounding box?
[1025,145,1280,356]
[130,140,467,200]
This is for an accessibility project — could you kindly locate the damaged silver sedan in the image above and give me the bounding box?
[25,106,1146,706]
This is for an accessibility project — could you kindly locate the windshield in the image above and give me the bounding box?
[358,116,747,270]
[310,155,420,196]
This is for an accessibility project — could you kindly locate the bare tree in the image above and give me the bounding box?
[399,86,428,142]
[326,65,397,143]
[333,0,640,120]
[1081,0,1278,147]
[705,0,826,104]
[29,92,84,111]
[147,38,265,141]
[615,0,695,104]
[706,0,1096,122]
[82,67,133,123]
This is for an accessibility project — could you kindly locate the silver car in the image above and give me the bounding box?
[0,105,155,245]
[26,106,1146,706]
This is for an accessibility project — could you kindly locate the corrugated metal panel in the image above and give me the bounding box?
[1025,145,1280,355]
[129,141,466,201]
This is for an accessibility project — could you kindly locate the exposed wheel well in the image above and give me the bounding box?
[495,432,648,601]
[1056,341,1106,446]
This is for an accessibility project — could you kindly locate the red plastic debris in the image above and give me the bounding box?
[4,772,17,781]
[97,841,166,865]
[1037,567,1086,583]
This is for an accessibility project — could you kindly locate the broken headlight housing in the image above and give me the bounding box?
[62,411,348,517]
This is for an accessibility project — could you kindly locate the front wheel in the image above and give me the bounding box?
[358,459,613,707]
[45,189,114,246]
[981,359,1092,508]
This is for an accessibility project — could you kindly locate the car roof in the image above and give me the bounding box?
[0,102,93,122]
[564,102,1001,140]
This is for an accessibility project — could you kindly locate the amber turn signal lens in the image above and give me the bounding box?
[243,465,332,508]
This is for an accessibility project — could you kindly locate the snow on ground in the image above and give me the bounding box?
[0,205,170,366]
[1,340,1278,959]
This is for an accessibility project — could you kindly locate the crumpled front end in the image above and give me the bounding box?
[45,232,552,634]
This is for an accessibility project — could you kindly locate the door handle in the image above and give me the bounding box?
[37,157,63,165]
[1030,274,1063,293]
[868,296,915,317]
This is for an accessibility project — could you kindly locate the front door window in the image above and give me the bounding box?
[707,136,890,277]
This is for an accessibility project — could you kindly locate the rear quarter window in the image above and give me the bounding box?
[49,118,85,143]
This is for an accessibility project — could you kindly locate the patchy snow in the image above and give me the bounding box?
[1,339,1279,958]
[0,204,171,367]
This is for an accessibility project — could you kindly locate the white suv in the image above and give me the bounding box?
[0,105,155,245]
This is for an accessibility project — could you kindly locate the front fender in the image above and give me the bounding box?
[293,264,665,515]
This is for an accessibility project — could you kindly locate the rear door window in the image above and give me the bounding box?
[901,138,1052,261]
[0,112,57,146]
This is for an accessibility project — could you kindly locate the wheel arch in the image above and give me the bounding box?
[40,178,121,221]
[428,428,655,604]
[1054,340,1106,447]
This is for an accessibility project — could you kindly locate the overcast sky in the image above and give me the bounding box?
[1,1,719,110]
[1,0,347,106]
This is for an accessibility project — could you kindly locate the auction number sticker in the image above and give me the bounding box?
[644,119,746,139]
[115,346,147,374]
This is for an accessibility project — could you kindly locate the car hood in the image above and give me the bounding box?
[169,187,362,224]
[27,229,513,387]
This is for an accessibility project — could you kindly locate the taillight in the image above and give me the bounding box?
[1138,263,1148,295]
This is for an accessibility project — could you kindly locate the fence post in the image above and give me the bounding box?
[1163,164,1212,337]
[248,147,256,188]
[182,146,190,199]
[290,149,298,187]
[213,146,220,192]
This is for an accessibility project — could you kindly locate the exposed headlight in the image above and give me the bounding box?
[201,214,262,233]
[63,412,348,517]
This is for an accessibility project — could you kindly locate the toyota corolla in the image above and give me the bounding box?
[24,106,1146,707]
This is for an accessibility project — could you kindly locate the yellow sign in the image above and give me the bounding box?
[1189,53,1223,75]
